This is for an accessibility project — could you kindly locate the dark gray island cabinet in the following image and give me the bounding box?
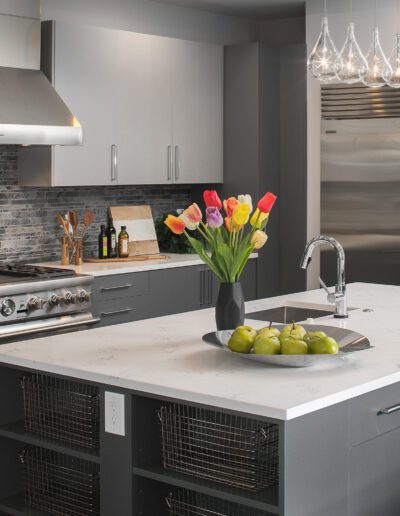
[90,260,257,327]
[0,363,399,515]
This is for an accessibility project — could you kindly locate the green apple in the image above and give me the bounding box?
[228,325,257,354]
[254,334,281,355]
[280,322,306,341]
[257,326,281,338]
[281,336,308,355]
[308,336,339,355]
[304,331,327,343]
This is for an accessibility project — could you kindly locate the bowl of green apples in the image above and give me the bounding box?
[203,322,371,367]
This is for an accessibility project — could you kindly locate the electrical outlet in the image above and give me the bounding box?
[105,391,125,436]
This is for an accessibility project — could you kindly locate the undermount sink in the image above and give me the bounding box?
[246,305,335,324]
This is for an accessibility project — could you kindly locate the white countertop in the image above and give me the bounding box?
[0,282,399,421]
[35,253,258,277]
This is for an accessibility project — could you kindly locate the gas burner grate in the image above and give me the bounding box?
[0,264,75,279]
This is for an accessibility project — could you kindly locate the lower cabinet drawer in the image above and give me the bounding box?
[92,272,149,302]
[349,382,400,446]
[92,298,137,327]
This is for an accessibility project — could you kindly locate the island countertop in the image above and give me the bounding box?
[0,282,399,421]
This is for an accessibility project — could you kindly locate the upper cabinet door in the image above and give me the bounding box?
[116,32,173,185]
[170,39,223,184]
[52,22,118,186]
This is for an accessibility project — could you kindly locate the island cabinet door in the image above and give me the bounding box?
[347,427,400,516]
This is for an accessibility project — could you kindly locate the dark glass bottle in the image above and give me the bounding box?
[98,224,108,259]
[107,223,117,258]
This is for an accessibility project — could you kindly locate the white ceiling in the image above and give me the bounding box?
[154,0,305,20]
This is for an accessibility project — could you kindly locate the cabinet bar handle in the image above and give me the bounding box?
[174,145,180,180]
[377,404,400,415]
[100,284,133,292]
[167,145,172,181]
[111,144,118,182]
[208,270,213,306]
[101,308,133,317]
[200,270,205,306]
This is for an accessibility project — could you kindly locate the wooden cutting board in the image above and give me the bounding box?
[108,205,160,256]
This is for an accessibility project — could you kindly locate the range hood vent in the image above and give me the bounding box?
[322,83,400,120]
[0,67,82,145]
[0,6,82,146]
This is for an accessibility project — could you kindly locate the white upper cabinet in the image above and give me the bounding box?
[52,22,118,186]
[18,22,223,186]
[116,32,173,185]
[169,38,223,184]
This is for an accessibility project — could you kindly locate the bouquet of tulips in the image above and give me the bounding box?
[164,190,277,284]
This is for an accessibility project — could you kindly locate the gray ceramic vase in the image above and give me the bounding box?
[215,282,245,330]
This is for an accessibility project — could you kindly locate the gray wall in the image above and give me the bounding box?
[0,146,191,263]
[41,0,258,45]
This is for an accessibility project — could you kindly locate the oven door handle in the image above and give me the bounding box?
[0,313,100,340]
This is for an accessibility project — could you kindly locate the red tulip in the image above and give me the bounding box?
[203,190,222,209]
[164,214,186,235]
[257,192,277,214]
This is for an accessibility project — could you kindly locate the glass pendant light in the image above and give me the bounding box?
[362,0,392,88]
[337,0,368,83]
[389,0,400,88]
[307,0,342,82]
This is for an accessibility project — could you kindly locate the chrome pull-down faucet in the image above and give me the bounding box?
[300,235,348,319]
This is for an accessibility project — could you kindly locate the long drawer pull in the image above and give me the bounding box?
[100,284,133,292]
[101,308,133,317]
[377,404,400,415]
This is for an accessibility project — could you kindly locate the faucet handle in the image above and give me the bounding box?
[318,277,336,304]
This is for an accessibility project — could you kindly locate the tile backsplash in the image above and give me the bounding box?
[0,146,192,263]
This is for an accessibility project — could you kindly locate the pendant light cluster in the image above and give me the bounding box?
[308,0,400,88]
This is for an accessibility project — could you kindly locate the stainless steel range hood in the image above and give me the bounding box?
[0,4,82,146]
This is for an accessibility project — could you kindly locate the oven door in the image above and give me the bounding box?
[0,312,100,343]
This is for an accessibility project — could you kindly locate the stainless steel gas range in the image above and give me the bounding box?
[0,265,98,341]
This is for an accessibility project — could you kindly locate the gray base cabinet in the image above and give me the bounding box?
[91,261,258,328]
[0,363,400,515]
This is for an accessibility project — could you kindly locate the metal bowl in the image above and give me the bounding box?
[202,324,371,368]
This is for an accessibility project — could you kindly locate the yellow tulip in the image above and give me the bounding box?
[231,203,250,229]
[251,230,268,250]
[250,208,269,228]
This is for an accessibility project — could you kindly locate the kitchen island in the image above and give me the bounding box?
[0,282,399,515]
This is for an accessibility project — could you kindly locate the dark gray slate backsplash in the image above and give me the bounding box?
[0,146,192,263]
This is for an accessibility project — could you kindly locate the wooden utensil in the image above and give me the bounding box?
[56,214,74,248]
[81,211,94,239]
[69,211,79,238]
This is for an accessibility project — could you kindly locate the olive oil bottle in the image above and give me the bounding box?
[98,224,108,259]
[118,226,129,257]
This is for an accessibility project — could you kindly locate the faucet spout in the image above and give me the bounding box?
[300,235,348,319]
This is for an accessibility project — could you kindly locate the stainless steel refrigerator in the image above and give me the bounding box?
[321,84,400,286]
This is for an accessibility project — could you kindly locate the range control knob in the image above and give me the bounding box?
[78,290,91,303]
[27,296,43,311]
[64,292,77,304]
[49,294,62,307]
[1,298,15,317]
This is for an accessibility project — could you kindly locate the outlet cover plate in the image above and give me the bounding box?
[105,391,125,436]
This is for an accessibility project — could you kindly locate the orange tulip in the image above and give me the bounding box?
[225,217,232,232]
[164,214,186,235]
[223,197,239,218]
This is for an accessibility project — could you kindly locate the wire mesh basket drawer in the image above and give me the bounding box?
[159,404,279,492]
[21,374,100,449]
[166,489,269,516]
[20,446,100,516]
